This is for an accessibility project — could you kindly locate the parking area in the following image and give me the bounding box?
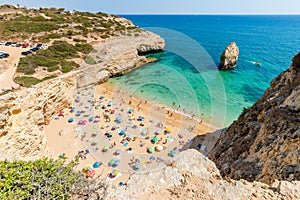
[0,41,48,57]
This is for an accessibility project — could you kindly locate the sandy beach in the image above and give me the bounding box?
[45,81,218,184]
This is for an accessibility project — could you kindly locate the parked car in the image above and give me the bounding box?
[30,47,40,52]
[41,44,48,49]
[5,42,12,46]
[0,41,5,45]
[21,51,31,56]
[36,44,42,48]
[11,42,17,47]
[16,43,22,47]
[22,43,29,48]
[0,52,9,58]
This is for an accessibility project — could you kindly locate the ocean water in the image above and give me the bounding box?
[109,15,300,127]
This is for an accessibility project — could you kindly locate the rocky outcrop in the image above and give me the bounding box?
[219,42,239,70]
[209,53,300,184]
[0,74,77,160]
[107,149,300,200]
[77,30,164,88]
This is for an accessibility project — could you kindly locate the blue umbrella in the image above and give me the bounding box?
[128,108,133,113]
[89,117,94,122]
[115,116,122,124]
[76,111,81,116]
[134,162,141,170]
[99,95,105,99]
[149,156,156,161]
[112,160,120,167]
[93,162,101,168]
[119,130,125,135]
[141,131,147,136]
[68,118,74,123]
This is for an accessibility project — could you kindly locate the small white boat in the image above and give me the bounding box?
[254,61,261,66]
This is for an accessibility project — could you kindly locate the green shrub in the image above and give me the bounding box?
[61,61,79,73]
[84,56,96,65]
[0,157,109,199]
[75,43,94,54]
[14,76,41,87]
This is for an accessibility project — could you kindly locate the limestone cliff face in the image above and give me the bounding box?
[219,42,239,70]
[0,75,77,160]
[77,31,164,88]
[108,150,300,200]
[210,53,300,184]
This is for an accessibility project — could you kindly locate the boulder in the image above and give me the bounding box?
[219,42,239,70]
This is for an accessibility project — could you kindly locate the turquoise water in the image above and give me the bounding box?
[109,15,300,127]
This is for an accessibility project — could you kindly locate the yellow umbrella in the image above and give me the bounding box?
[156,145,163,151]
[101,125,105,129]
[166,127,171,132]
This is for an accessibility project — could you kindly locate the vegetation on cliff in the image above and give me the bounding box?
[0,4,143,87]
[0,158,108,199]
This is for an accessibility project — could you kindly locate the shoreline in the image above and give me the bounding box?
[104,79,223,130]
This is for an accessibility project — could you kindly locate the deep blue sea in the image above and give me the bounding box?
[109,15,300,127]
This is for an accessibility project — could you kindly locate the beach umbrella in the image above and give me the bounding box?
[68,118,74,123]
[101,125,105,129]
[59,111,64,116]
[93,162,101,168]
[91,139,98,146]
[141,130,147,136]
[151,136,158,143]
[155,130,161,135]
[115,149,121,155]
[112,170,119,176]
[75,97,81,102]
[166,127,171,132]
[128,134,134,139]
[108,100,113,106]
[148,147,155,153]
[156,145,163,151]
[112,160,120,167]
[133,162,141,170]
[149,156,156,161]
[111,109,115,114]
[89,116,94,122]
[168,150,176,157]
[119,129,125,135]
[76,111,81,116]
[178,133,184,138]
[115,116,122,124]
[102,145,109,152]
[99,95,105,99]
[109,159,115,166]
[128,108,133,113]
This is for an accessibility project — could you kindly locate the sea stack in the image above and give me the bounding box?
[219,42,239,70]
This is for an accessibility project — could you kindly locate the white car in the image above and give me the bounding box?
[0,41,6,45]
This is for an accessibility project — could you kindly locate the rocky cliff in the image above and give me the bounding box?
[210,53,300,184]
[108,149,300,200]
[0,30,164,160]
[219,42,239,70]
[0,74,77,160]
[77,31,164,88]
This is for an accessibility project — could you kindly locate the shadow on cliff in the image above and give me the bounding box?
[180,128,226,156]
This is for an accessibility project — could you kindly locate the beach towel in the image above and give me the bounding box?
[123,142,128,147]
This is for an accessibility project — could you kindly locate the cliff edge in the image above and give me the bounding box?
[209,53,300,184]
